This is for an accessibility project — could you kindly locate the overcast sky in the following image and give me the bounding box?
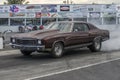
[0,0,120,4]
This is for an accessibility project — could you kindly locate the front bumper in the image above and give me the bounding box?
[10,43,45,51]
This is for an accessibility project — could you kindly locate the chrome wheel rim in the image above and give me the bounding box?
[95,40,100,50]
[54,44,62,56]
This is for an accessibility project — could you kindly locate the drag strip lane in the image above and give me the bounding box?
[27,58,120,80]
[0,49,120,80]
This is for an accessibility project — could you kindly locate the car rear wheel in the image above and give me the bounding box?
[89,38,102,52]
[51,42,64,58]
[20,50,32,56]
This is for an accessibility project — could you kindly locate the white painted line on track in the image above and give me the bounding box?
[25,58,120,80]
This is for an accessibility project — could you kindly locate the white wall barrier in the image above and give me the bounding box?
[0,26,18,33]
[0,37,3,49]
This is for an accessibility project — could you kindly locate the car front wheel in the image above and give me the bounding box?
[20,50,32,56]
[51,42,64,58]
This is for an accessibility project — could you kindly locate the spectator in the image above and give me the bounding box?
[32,25,38,31]
[39,25,44,30]
[18,25,24,33]
[27,24,33,32]
[24,26,29,32]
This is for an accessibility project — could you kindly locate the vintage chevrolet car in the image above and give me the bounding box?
[10,21,109,58]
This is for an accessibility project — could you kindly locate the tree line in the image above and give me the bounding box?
[4,0,29,4]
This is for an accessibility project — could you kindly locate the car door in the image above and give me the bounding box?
[65,23,90,46]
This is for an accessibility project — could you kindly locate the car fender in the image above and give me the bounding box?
[52,40,65,46]
[93,36,102,42]
[44,37,65,48]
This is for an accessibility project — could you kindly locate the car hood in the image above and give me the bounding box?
[12,29,60,39]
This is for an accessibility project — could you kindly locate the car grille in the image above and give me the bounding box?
[16,39,37,45]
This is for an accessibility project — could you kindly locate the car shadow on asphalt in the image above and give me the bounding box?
[0,47,106,61]
[14,48,97,60]
[0,48,106,69]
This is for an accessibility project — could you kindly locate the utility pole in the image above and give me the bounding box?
[67,0,69,4]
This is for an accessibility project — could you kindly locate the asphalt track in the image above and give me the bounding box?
[31,58,120,80]
[0,49,120,80]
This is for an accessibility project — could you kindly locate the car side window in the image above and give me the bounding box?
[82,24,89,31]
[73,23,89,32]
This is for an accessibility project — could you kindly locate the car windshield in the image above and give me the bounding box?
[44,22,54,29]
[47,22,72,32]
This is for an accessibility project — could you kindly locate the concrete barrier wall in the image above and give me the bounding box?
[0,37,3,49]
[0,25,120,32]
[97,25,120,31]
[0,26,19,33]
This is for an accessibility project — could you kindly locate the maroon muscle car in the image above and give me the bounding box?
[10,21,109,58]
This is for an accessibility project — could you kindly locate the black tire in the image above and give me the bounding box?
[51,42,64,58]
[89,38,102,52]
[20,50,32,56]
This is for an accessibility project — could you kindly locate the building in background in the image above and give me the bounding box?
[0,4,119,32]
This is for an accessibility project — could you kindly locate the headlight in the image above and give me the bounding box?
[12,38,15,43]
[38,40,41,44]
